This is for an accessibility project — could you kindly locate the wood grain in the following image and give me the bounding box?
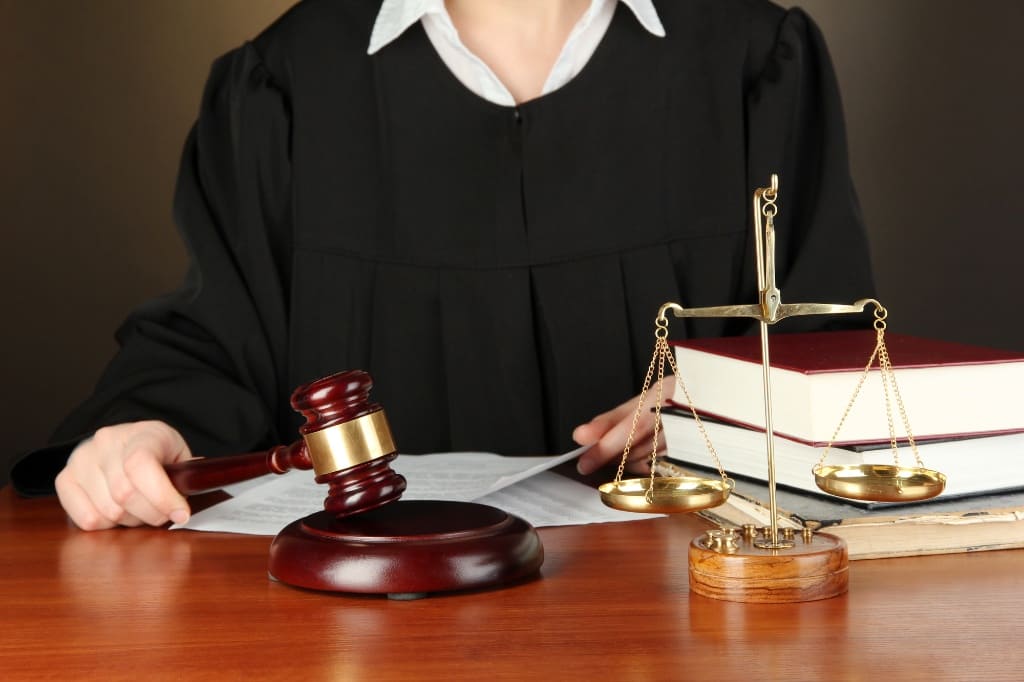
[688,530,848,603]
[2,485,1022,681]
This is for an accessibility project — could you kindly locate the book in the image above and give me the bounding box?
[674,462,1024,560]
[670,330,1024,446]
[659,409,1024,504]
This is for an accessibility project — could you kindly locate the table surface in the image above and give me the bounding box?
[2,484,1022,681]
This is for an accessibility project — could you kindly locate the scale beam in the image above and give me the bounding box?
[659,298,880,325]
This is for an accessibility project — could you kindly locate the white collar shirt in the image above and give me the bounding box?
[367,0,666,106]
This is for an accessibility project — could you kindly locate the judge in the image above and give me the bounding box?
[10,0,874,530]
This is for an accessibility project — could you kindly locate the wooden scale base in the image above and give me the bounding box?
[688,528,848,603]
[268,500,544,599]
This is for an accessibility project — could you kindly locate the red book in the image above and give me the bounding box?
[670,330,1024,446]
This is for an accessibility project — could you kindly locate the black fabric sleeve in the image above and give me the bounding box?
[744,8,876,330]
[10,43,293,496]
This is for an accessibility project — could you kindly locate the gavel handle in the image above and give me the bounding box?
[164,441,312,495]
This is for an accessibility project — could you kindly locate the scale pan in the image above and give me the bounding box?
[599,476,734,514]
[814,464,946,503]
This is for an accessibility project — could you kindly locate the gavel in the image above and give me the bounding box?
[163,369,544,597]
[164,369,407,517]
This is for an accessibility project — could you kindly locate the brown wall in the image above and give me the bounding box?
[3,1,1022,486]
[1,0,299,484]
[796,0,1024,349]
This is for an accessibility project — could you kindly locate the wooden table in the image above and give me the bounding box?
[2,485,1021,681]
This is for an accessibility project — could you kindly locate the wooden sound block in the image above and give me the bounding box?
[268,500,544,598]
[688,530,848,603]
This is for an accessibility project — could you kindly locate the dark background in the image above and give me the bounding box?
[3,1,1022,487]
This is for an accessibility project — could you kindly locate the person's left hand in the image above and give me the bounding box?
[572,375,676,475]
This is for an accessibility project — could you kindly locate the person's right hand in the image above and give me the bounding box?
[55,420,194,531]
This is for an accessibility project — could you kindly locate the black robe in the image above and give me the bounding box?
[11,0,874,495]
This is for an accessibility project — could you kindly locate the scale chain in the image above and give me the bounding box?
[664,348,729,485]
[614,315,731,504]
[614,330,661,486]
[816,304,923,470]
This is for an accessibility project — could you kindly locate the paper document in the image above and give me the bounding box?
[173,446,661,535]
[477,471,663,528]
[397,446,584,501]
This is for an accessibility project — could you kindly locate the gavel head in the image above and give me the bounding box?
[290,370,406,518]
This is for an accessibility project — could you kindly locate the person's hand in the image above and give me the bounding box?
[573,376,676,475]
[55,421,194,531]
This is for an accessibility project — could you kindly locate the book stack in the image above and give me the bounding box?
[660,330,1024,559]
[670,330,1024,447]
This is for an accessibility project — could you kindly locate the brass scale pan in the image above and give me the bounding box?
[601,465,946,514]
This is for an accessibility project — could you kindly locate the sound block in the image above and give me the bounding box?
[268,500,543,597]
[688,530,848,603]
